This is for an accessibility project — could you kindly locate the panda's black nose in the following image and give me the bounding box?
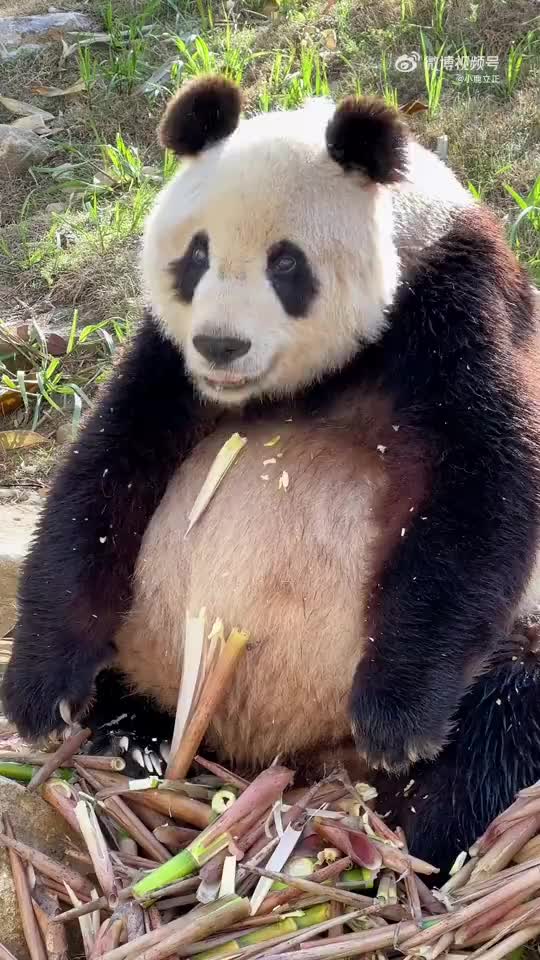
[193,335,251,365]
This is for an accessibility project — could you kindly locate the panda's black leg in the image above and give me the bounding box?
[81,669,175,778]
[372,624,540,877]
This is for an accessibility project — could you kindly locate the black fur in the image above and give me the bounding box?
[2,315,219,738]
[326,96,409,183]
[373,627,540,875]
[348,207,540,769]
[159,76,241,156]
[266,240,320,317]
[170,231,210,303]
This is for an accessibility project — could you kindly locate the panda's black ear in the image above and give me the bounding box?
[326,96,408,184]
[159,75,242,156]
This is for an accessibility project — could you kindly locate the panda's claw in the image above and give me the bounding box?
[148,752,162,776]
[131,747,145,769]
[160,741,171,764]
[59,699,73,726]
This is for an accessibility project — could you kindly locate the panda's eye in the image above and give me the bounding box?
[170,230,210,304]
[266,239,319,318]
[270,254,296,275]
[192,243,208,266]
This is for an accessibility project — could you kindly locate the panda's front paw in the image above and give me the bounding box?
[2,649,98,741]
[350,674,453,772]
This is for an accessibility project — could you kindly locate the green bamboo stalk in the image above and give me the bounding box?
[195,903,333,960]
[0,763,73,784]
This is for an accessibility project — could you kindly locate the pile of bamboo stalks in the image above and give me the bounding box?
[1,613,540,960]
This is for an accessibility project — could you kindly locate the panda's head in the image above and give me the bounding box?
[143,76,409,405]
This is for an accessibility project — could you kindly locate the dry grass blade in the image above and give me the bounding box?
[396,827,422,922]
[28,727,91,790]
[166,627,250,780]
[2,815,47,960]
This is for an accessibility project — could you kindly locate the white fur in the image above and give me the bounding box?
[142,100,399,405]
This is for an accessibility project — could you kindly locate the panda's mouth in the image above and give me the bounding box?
[203,372,259,390]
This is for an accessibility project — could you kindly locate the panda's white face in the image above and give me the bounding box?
[143,100,400,405]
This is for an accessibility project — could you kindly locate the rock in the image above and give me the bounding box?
[0,12,96,59]
[0,500,41,638]
[0,125,53,177]
[0,776,80,958]
[56,421,74,445]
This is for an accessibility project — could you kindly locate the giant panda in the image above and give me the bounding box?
[4,76,540,874]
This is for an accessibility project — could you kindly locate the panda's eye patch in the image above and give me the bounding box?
[170,231,209,303]
[266,240,319,318]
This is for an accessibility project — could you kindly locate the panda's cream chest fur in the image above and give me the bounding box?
[115,394,425,767]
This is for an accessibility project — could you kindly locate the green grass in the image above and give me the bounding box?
[0,0,538,480]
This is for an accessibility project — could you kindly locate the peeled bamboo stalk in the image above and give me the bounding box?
[167,628,250,780]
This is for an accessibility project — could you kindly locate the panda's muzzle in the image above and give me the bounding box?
[193,334,251,365]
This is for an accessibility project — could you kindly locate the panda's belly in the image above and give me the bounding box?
[115,412,406,767]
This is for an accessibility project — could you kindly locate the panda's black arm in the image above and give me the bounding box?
[350,209,540,771]
[2,312,217,740]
